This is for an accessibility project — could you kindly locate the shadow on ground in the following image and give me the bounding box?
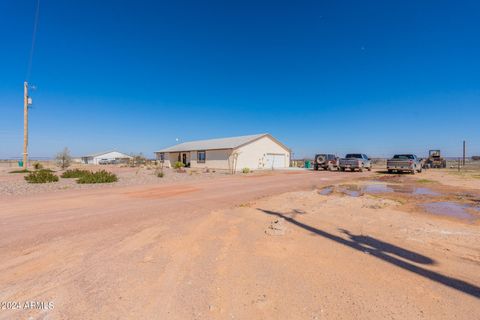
[258,208,480,299]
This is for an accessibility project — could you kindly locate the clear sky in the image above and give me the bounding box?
[0,0,479,159]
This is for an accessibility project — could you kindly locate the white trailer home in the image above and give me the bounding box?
[81,151,133,165]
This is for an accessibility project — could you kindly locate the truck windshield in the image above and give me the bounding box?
[393,155,414,160]
[345,154,362,159]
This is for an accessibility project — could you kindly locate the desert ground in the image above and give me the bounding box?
[0,165,479,319]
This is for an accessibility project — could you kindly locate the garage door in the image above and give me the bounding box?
[265,154,286,169]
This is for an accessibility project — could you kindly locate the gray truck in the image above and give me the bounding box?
[339,154,372,172]
[387,154,423,174]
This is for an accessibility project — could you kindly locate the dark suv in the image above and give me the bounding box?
[314,154,339,171]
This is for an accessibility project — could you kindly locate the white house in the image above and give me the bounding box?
[81,151,133,165]
[155,134,291,171]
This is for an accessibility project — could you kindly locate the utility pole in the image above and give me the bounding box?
[23,81,29,169]
[463,140,466,166]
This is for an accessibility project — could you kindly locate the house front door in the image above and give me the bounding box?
[182,153,187,165]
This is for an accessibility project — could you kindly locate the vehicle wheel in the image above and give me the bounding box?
[340,167,345,172]
[388,169,393,174]
[316,155,326,164]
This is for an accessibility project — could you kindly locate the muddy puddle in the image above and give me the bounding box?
[317,181,480,222]
[318,186,334,195]
[336,185,364,197]
[421,202,480,221]
[320,183,440,197]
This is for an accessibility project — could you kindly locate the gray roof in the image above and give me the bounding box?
[156,133,273,153]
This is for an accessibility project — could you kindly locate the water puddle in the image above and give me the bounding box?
[388,185,440,196]
[412,187,441,196]
[421,202,480,220]
[318,186,334,195]
[336,185,364,197]
[366,183,440,196]
[327,183,440,197]
[362,184,393,194]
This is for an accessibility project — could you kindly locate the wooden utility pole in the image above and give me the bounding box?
[23,81,29,169]
[463,140,466,166]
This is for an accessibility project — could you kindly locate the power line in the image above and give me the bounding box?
[26,0,41,81]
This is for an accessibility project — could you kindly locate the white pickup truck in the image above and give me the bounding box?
[339,154,372,172]
[387,154,423,174]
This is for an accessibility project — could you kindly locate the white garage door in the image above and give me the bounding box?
[265,154,286,169]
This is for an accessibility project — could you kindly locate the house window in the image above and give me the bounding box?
[198,151,206,163]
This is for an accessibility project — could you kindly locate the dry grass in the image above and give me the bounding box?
[416,179,437,183]
[447,169,480,179]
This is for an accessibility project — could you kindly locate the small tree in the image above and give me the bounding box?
[129,153,147,167]
[56,147,72,169]
[228,151,240,174]
[155,159,165,177]
[33,162,43,170]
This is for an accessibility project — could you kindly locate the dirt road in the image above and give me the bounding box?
[0,170,479,319]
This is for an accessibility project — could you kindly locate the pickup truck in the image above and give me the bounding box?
[387,154,423,174]
[339,154,372,172]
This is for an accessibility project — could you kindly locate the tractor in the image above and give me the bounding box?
[425,150,447,168]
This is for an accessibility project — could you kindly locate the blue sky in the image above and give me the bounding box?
[0,0,479,159]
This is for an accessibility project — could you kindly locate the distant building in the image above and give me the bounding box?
[81,151,133,165]
[155,133,290,171]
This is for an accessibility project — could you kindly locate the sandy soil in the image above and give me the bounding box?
[0,169,478,319]
[0,164,228,197]
[411,168,480,189]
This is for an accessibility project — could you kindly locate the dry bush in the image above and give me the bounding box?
[55,147,72,169]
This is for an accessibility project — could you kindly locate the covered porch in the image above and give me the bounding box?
[157,151,191,168]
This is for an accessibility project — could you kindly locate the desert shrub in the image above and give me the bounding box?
[174,161,185,169]
[9,169,30,173]
[242,167,250,174]
[55,147,72,169]
[129,153,147,167]
[33,162,43,170]
[76,170,118,184]
[25,170,59,183]
[157,172,164,178]
[61,169,90,178]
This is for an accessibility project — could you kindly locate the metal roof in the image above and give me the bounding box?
[156,133,272,153]
[83,150,133,158]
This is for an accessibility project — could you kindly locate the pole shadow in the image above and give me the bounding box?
[258,208,480,299]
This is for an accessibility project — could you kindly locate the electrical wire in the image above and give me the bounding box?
[26,0,41,81]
